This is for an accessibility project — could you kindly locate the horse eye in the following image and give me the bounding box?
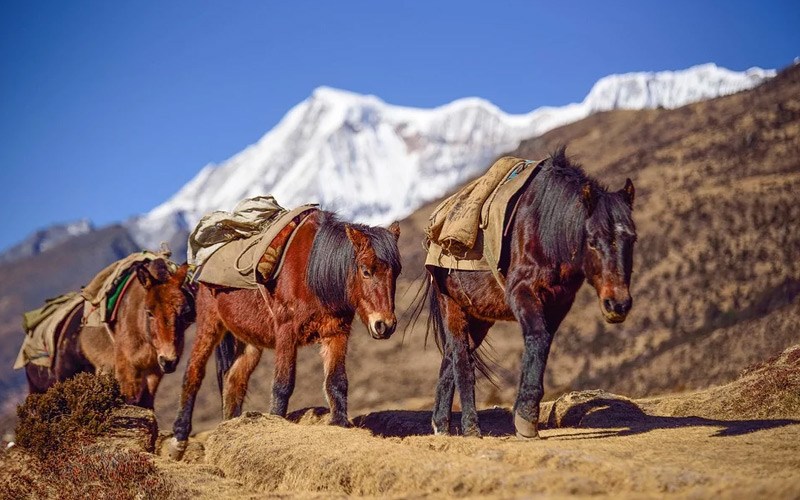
[146,310,154,318]
[587,239,597,250]
[361,265,372,278]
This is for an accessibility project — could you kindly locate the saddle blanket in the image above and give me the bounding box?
[425,156,542,284]
[14,292,84,369]
[193,201,319,289]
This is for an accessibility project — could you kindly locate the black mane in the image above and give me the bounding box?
[307,211,401,313]
[528,147,629,264]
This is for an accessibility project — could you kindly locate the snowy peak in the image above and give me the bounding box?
[583,63,776,112]
[119,63,773,255]
[0,219,94,264]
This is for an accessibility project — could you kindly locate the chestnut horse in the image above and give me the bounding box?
[422,148,636,438]
[169,211,401,458]
[25,258,195,408]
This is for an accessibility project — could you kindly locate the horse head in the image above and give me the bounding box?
[344,221,402,339]
[581,179,637,323]
[135,259,195,373]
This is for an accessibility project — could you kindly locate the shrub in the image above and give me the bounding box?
[15,372,123,458]
[0,445,175,500]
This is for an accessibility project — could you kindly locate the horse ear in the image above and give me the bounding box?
[552,145,568,167]
[388,221,400,241]
[137,258,170,289]
[345,225,370,253]
[621,178,635,208]
[147,258,171,282]
[581,182,596,216]
[135,263,155,289]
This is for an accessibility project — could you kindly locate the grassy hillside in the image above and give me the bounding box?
[1,65,798,437]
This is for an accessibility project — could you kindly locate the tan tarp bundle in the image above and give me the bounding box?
[82,250,171,328]
[195,203,318,288]
[14,292,84,369]
[188,196,287,268]
[425,156,542,284]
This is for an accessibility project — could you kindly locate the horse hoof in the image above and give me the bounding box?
[330,417,352,428]
[463,425,482,438]
[514,411,539,440]
[167,437,188,461]
[432,421,450,436]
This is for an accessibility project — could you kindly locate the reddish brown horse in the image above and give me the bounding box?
[169,211,401,458]
[25,259,195,408]
[422,148,636,438]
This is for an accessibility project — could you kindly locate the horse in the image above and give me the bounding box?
[25,258,195,408]
[421,147,636,438]
[168,211,401,459]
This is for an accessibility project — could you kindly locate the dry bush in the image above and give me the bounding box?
[15,372,123,458]
[0,444,175,500]
[7,373,177,499]
[731,345,800,418]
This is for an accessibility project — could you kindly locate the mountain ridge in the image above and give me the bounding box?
[1,63,776,264]
[132,63,773,257]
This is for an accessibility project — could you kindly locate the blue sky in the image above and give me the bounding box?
[1,1,798,251]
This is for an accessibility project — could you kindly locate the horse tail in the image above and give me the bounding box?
[404,272,446,353]
[408,271,500,385]
[214,332,236,397]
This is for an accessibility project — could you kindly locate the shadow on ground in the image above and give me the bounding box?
[289,396,800,440]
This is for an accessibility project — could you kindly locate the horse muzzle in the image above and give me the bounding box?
[601,297,632,324]
[158,355,179,374]
[369,317,396,340]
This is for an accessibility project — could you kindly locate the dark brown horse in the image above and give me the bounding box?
[25,259,195,408]
[422,148,636,438]
[169,211,401,458]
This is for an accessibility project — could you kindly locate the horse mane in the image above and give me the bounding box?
[307,211,401,313]
[528,146,605,264]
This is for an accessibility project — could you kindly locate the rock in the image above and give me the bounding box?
[102,405,158,453]
[546,390,645,428]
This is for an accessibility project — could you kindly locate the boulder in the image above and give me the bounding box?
[546,390,645,428]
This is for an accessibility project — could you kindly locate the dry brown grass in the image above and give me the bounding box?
[180,345,800,498]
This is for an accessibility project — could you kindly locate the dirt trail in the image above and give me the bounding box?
[156,405,800,499]
[150,346,800,498]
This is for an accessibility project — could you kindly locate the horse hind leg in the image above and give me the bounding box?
[431,318,493,436]
[222,342,262,420]
[440,295,481,437]
[431,347,455,435]
[25,365,55,394]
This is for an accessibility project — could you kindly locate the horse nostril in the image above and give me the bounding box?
[158,355,177,373]
[603,298,614,313]
[374,320,386,336]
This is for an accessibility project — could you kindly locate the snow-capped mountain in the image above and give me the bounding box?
[130,63,773,253]
[0,219,94,264]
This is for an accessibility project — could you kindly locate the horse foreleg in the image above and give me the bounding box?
[508,286,551,439]
[171,321,223,457]
[431,343,455,435]
[114,354,143,405]
[321,334,350,427]
[138,372,162,409]
[222,343,262,419]
[270,335,297,417]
